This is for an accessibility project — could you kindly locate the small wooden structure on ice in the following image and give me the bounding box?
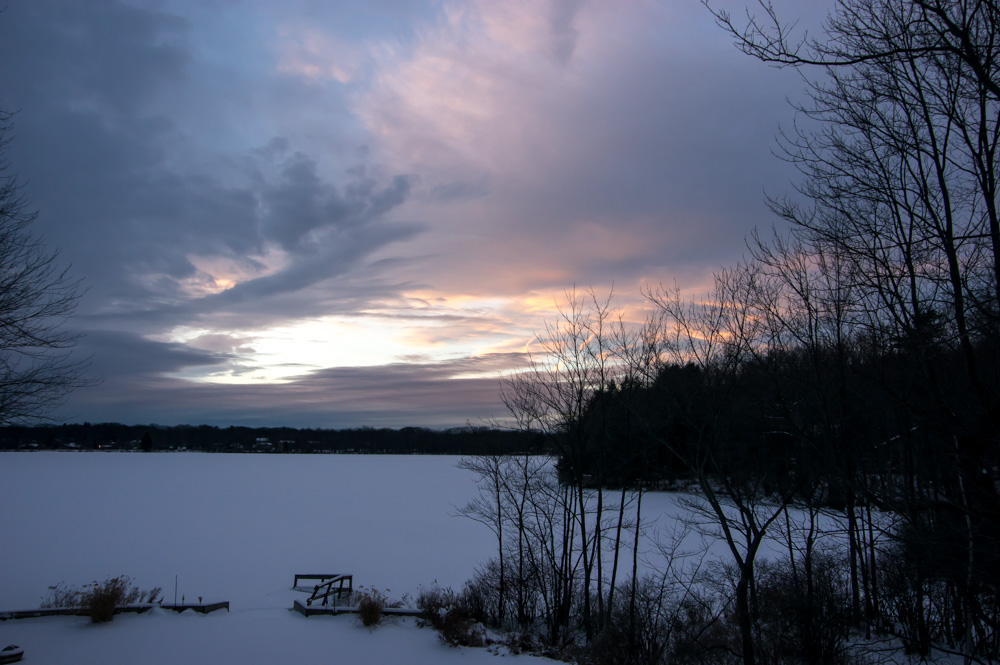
[292,573,353,608]
[289,573,422,617]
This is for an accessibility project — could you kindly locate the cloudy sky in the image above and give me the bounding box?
[0,0,826,428]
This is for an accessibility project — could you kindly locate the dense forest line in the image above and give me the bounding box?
[0,422,542,456]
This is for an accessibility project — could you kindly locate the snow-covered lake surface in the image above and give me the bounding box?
[0,452,546,664]
[0,451,829,664]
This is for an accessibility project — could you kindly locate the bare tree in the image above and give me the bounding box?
[709,2,1000,659]
[647,266,799,665]
[498,287,626,641]
[457,454,512,626]
[708,0,1000,100]
[0,110,89,424]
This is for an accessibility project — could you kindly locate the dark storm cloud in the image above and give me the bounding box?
[77,273,422,337]
[0,1,421,330]
[20,126,418,324]
[56,349,523,428]
[78,330,232,380]
[56,329,231,421]
[188,223,423,319]
[0,2,189,113]
[260,155,416,252]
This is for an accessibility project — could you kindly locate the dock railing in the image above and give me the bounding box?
[292,574,353,608]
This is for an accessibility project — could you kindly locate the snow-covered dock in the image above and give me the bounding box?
[291,600,422,618]
[159,601,229,614]
[0,604,154,621]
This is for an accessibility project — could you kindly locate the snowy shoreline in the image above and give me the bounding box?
[0,452,563,664]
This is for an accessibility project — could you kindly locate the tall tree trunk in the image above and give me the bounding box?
[629,484,643,653]
[736,570,756,665]
[576,479,593,641]
[595,483,605,629]
[606,484,627,628]
[847,492,862,624]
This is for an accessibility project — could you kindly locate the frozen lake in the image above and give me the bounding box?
[1,451,549,664]
[0,452,495,610]
[0,451,813,664]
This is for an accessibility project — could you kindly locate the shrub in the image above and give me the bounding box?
[41,582,84,609]
[667,595,739,665]
[143,586,163,604]
[460,573,492,626]
[439,606,486,647]
[500,629,537,655]
[41,576,161,623]
[356,587,387,627]
[585,576,732,665]
[417,584,458,624]
[86,577,129,623]
[876,541,938,657]
[417,584,486,647]
[754,555,854,665]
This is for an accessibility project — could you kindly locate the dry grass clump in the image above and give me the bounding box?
[417,584,486,647]
[41,576,162,623]
[86,576,132,623]
[355,587,389,627]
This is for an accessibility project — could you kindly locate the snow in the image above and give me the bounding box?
[0,452,555,664]
[1,610,524,665]
[0,451,846,664]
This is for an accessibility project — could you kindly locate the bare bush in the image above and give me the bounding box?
[754,556,854,665]
[667,597,739,665]
[143,586,163,604]
[417,584,458,622]
[41,576,162,623]
[86,577,128,623]
[85,576,147,623]
[40,582,83,609]
[355,587,388,627]
[587,577,675,665]
[583,575,736,665]
[417,584,486,647]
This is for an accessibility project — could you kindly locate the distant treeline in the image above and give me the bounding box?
[0,422,544,455]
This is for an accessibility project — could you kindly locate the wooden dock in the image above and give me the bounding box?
[293,574,352,593]
[290,572,421,618]
[292,573,353,608]
[292,599,422,618]
[293,573,349,589]
[159,601,230,614]
[0,604,154,621]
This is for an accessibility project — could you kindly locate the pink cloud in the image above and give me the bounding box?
[356,0,796,309]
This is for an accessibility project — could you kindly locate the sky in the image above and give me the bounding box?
[0,0,828,429]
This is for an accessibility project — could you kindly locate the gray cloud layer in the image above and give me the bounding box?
[61,330,516,428]
[1,2,419,325]
[0,0,825,427]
